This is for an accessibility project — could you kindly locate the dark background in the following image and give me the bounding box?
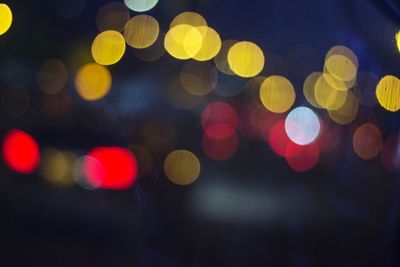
[0,0,400,266]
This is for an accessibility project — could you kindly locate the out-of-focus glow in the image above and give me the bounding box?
[91,30,126,65]
[75,63,112,101]
[249,107,283,139]
[268,121,301,158]
[1,84,30,117]
[244,76,266,108]
[164,150,200,185]
[2,129,40,174]
[170,12,207,29]
[324,45,358,83]
[214,40,237,75]
[328,91,359,125]
[285,107,320,145]
[259,75,296,113]
[180,61,218,96]
[192,26,221,61]
[353,123,383,160]
[397,31,400,53]
[124,0,158,12]
[285,142,320,172]
[164,24,203,60]
[37,59,68,95]
[202,133,239,161]
[0,4,12,36]
[133,31,166,61]
[124,15,159,49]
[227,41,264,78]
[201,102,238,140]
[314,73,348,110]
[167,77,207,110]
[303,72,323,109]
[376,75,400,112]
[96,2,130,32]
[84,147,138,190]
[40,148,76,186]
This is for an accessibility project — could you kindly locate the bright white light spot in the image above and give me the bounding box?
[285,107,320,145]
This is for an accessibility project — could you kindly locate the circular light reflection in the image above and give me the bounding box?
[164,150,201,185]
[285,107,320,145]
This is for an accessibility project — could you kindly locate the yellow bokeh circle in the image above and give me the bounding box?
[91,30,126,65]
[259,76,296,113]
[124,15,160,49]
[314,73,348,110]
[0,3,12,36]
[192,26,221,61]
[164,150,201,186]
[75,63,112,101]
[376,75,400,112]
[228,41,265,78]
[164,24,203,60]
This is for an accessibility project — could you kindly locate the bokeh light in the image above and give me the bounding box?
[192,26,221,61]
[0,3,12,36]
[328,91,359,125]
[353,123,383,160]
[285,107,320,145]
[259,75,296,113]
[397,31,400,53]
[314,73,348,110]
[227,41,265,78]
[91,30,126,65]
[285,142,320,172]
[303,72,323,109]
[170,11,207,29]
[201,102,238,140]
[124,0,159,12]
[96,2,130,32]
[2,129,40,174]
[180,61,218,96]
[202,132,239,161]
[376,75,400,112]
[164,150,201,185]
[37,59,68,95]
[164,24,203,60]
[133,31,166,61]
[40,148,76,186]
[84,147,138,190]
[75,63,112,101]
[324,45,358,83]
[214,39,237,75]
[124,15,160,49]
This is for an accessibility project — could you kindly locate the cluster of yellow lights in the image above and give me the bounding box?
[0,3,12,36]
[164,12,222,62]
[301,46,363,125]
